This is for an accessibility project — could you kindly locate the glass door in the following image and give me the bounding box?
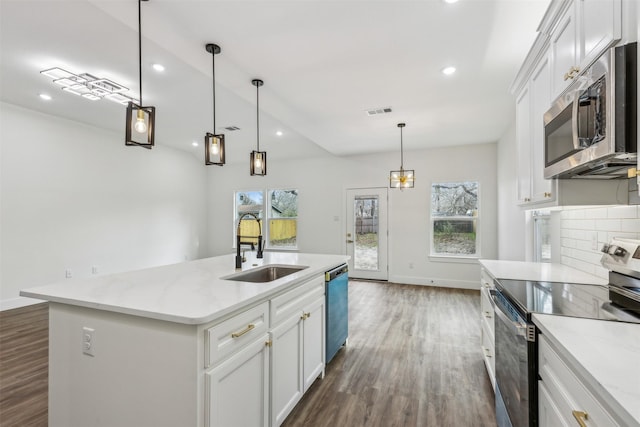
[345,188,388,280]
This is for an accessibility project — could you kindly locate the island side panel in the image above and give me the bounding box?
[49,303,199,427]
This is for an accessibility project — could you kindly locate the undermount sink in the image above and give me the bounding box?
[222,264,309,283]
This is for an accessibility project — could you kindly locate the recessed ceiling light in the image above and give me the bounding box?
[39,93,52,101]
[442,66,457,75]
[443,0,459,3]
[276,130,283,136]
[192,141,198,147]
[152,63,165,72]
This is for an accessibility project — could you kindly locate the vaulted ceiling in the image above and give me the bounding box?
[0,0,549,163]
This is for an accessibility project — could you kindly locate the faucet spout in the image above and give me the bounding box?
[236,213,264,268]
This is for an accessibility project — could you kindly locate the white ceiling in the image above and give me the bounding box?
[0,0,549,163]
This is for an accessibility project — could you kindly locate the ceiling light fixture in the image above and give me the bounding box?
[443,0,459,4]
[250,79,267,176]
[152,63,165,72]
[390,123,415,190]
[276,130,283,136]
[204,43,225,166]
[192,141,199,147]
[442,66,457,75]
[40,67,135,105]
[39,93,52,101]
[125,0,155,149]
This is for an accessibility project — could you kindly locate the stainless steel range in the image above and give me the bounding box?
[492,244,640,427]
[602,237,640,315]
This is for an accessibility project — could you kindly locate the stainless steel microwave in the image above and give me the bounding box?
[543,42,637,179]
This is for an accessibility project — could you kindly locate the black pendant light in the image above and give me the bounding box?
[204,43,225,165]
[125,0,155,149]
[390,123,415,189]
[250,79,267,176]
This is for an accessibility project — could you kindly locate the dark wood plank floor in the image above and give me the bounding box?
[282,280,496,427]
[0,303,48,427]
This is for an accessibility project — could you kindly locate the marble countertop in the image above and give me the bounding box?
[533,314,640,427]
[479,259,607,285]
[21,252,349,325]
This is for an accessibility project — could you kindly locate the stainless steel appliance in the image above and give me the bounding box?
[325,264,348,364]
[601,237,640,316]
[492,277,639,427]
[544,42,637,179]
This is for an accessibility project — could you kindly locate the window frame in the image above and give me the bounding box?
[429,180,481,259]
[233,188,299,251]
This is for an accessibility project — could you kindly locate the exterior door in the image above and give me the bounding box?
[345,188,388,280]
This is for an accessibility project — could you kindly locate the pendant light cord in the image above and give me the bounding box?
[138,0,143,106]
[256,83,260,152]
[212,48,216,131]
[400,125,404,169]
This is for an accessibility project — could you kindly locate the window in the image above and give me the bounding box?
[234,189,298,250]
[431,181,479,257]
[268,189,298,249]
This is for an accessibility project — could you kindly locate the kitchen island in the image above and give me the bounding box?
[21,252,349,427]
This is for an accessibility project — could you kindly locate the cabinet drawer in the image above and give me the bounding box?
[480,319,495,390]
[271,275,324,327]
[538,335,619,427]
[205,301,269,368]
[480,287,495,338]
[480,269,494,290]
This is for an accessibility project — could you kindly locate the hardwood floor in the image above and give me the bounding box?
[282,280,496,427]
[0,303,48,427]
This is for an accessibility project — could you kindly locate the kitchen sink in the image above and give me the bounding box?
[222,264,309,283]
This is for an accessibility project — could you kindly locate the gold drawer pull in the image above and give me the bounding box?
[572,410,588,427]
[300,312,311,320]
[483,347,492,358]
[231,323,255,338]
[484,311,492,318]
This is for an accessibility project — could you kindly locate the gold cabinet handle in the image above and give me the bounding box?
[231,323,255,338]
[564,66,580,81]
[544,192,552,198]
[572,410,588,427]
[483,281,491,288]
[300,312,311,320]
[484,311,492,318]
[483,347,492,358]
[265,339,272,347]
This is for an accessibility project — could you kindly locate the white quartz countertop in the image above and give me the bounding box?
[533,314,640,427]
[21,252,349,325]
[479,259,607,285]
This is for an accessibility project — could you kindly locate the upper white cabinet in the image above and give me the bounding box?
[549,0,621,100]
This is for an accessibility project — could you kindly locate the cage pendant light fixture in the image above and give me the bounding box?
[204,43,225,165]
[390,123,415,189]
[250,79,267,176]
[125,0,155,149]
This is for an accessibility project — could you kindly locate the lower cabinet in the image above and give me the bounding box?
[205,274,326,427]
[479,268,496,390]
[538,335,621,427]
[206,335,270,427]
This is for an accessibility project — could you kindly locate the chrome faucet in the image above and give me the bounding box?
[236,213,264,268]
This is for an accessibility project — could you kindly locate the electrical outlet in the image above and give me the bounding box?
[91,266,99,275]
[408,262,414,269]
[82,327,95,356]
[65,268,73,278]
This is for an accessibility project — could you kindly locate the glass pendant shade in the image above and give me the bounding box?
[390,168,415,188]
[125,101,155,148]
[205,133,225,165]
[250,150,267,176]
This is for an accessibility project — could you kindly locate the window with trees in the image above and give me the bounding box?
[431,181,479,257]
[234,189,298,250]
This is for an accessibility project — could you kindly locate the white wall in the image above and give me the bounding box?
[0,103,208,309]
[207,143,498,289]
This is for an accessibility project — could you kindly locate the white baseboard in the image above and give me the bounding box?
[0,296,46,312]
[388,275,478,290]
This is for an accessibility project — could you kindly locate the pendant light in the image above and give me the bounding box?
[390,123,415,189]
[125,0,155,149]
[204,43,225,165]
[250,79,267,176]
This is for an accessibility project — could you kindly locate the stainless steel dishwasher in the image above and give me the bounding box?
[325,264,348,364]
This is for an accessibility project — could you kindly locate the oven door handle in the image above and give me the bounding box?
[493,300,535,342]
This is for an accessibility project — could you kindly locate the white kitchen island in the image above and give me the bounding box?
[21,252,349,427]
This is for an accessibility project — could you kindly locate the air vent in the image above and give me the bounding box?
[222,126,240,131]
[366,106,392,116]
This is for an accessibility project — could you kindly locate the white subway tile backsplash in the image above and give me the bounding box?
[560,206,640,278]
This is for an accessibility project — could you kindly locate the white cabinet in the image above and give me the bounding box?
[270,276,325,427]
[538,335,621,427]
[206,335,270,427]
[549,0,621,100]
[516,51,555,206]
[479,268,495,390]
